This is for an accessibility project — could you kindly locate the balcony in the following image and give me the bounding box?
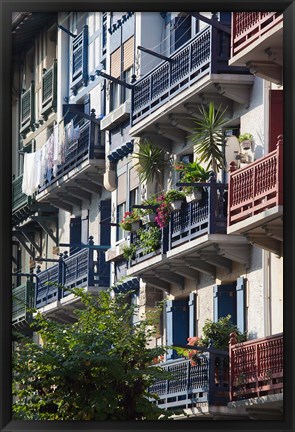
[149,349,230,413]
[37,117,105,213]
[230,12,283,84]
[12,280,35,328]
[228,333,283,419]
[35,239,110,320]
[130,25,253,139]
[228,137,283,255]
[127,180,250,290]
[41,59,57,119]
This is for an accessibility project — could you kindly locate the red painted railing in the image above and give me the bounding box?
[228,136,283,226]
[229,333,283,401]
[231,12,283,58]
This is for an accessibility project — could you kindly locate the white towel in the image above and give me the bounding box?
[22,152,37,196]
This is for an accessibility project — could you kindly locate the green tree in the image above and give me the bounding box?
[13,287,172,421]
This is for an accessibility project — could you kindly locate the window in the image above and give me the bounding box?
[170,15,192,54]
[129,187,139,212]
[109,36,134,112]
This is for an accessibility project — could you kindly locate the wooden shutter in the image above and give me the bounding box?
[123,36,134,71]
[269,89,283,152]
[236,277,246,333]
[188,292,196,337]
[117,172,126,204]
[110,47,121,78]
[129,166,139,190]
[213,284,237,325]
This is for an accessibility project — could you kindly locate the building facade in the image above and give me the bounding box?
[12,11,283,420]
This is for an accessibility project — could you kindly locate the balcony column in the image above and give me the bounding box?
[88,236,95,286]
[208,172,217,234]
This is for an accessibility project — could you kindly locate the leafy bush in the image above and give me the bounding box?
[200,315,246,351]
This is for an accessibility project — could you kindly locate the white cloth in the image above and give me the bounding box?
[22,152,37,196]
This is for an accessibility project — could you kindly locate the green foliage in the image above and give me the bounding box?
[190,102,228,173]
[174,160,211,194]
[238,132,253,143]
[200,315,246,351]
[164,189,186,203]
[132,140,168,187]
[13,288,173,420]
[122,243,137,260]
[137,226,161,254]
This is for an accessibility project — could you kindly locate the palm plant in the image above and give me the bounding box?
[132,139,168,190]
[190,102,228,173]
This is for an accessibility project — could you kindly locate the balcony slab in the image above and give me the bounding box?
[130,74,254,138]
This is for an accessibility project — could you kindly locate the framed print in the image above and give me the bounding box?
[1,1,294,431]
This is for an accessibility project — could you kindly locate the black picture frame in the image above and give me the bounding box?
[1,1,294,431]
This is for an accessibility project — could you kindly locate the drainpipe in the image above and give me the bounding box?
[263,250,271,337]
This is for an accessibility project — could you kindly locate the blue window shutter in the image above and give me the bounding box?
[236,277,245,333]
[82,25,88,86]
[213,285,219,323]
[166,298,189,359]
[189,292,196,337]
[70,217,81,255]
[213,284,237,325]
[166,300,174,360]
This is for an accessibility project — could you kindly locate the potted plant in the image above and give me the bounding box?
[165,189,186,210]
[238,132,253,150]
[137,226,162,255]
[140,196,159,223]
[119,210,141,232]
[122,243,137,261]
[190,102,228,173]
[132,139,170,192]
[174,160,210,203]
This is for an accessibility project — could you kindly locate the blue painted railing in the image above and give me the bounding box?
[35,238,110,308]
[131,24,245,126]
[38,117,104,192]
[170,182,228,250]
[128,181,227,267]
[149,349,229,410]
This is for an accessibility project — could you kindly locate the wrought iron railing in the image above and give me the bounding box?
[12,281,35,326]
[149,349,229,410]
[131,24,246,126]
[38,118,104,192]
[128,178,227,267]
[228,136,283,226]
[129,226,169,266]
[41,59,57,116]
[229,333,283,401]
[12,174,31,212]
[170,182,228,249]
[231,12,283,58]
[35,238,110,309]
[20,81,35,136]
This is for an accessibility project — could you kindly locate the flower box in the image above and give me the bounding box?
[170,199,184,211]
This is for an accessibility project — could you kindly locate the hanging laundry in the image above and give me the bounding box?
[35,148,43,188]
[22,152,37,196]
[59,119,66,164]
